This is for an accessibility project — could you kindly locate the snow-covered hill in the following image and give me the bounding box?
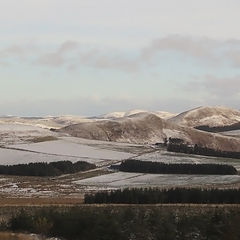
[59,112,240,152]
[0,115,95,129]
[2,106,240,151]
[168,106,240,128]
[99,109,176,120]
[0,109,176,130]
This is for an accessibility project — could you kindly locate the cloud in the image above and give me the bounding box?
[78,50,140,72]
[35,41,78,67]
[35,43,140,72]
[140,35,240,69]
[226,50,240,67]
[185,74,240,108]
[203,75,240,96]
[2,35,240,72]
[141,35,217,60]
[34,35,240,72]
[0,44,37,59]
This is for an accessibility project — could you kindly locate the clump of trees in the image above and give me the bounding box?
[195,122,240,133]
[118,160,237,175]
[6,206,240,240]
[85,187,240,204]
[167,138,240,159]
[0,161,96,176]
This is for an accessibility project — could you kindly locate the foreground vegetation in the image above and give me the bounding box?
[118,159,237,175]
[85,188,240,204]
[3,206,240,240]
[0,161,96,176]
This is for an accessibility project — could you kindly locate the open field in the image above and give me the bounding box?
[1,123,240,199]
[0,137,240,198]
[76,172,240,189]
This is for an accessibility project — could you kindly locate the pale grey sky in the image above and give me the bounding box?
[0,0,239,116]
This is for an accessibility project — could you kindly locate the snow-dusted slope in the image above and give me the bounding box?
[154,111,177,119]
[169,106,240,128]
[0,109,176,130]
[99,112,126,119]
[124,109,148,117]
[0,123,58,145]
[0,115,95,129]
[59,112,240,152]
[60,113,166,144]
[100,109,176,120]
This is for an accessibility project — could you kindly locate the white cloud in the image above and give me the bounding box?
[4,36,239,71]
[203,75,240,96]
[1,35,240,75]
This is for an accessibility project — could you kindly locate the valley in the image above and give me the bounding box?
[0,107,240,201]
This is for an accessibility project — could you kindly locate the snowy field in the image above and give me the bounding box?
[0,137,135,166]
[75,172,240,189]
[0,123,58,145]
[1,121,240,197]
[221,130,240,137]
[12,139,133,161]
[0,147,107,165]
[0,122,138,166]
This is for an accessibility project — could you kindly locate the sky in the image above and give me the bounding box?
[0,0,240,116]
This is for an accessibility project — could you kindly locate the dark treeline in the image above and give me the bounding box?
[85,188,240,204]
[195,122,240,133]
[6,206,240,240]
[167,141,240,159]
[118,160,237,175]
[0,161,96,176]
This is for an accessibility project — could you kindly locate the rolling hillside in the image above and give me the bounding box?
[59,112,240,152]
[168,106,240,129]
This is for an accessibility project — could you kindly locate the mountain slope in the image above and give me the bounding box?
[99,110,176,120]
[59,113,240,152]
[169,106,240,129]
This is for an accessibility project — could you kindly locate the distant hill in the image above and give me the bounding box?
[168,106,240,132]
[58,112,240,152]
[99,109,176,120]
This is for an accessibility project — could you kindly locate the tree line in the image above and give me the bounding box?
[195,122,240,133]
[117,159,237,175]
[6,206,240,240]
[85,187,240,204]
[167,138,240,159]
[0,161,96,176]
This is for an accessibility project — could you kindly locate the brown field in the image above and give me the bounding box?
[0,197,84,206]
[0,232,41,240]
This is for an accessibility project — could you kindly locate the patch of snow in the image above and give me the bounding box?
[12,139,134,160]
[0,123,58,145]
[100,112,126,119]
[221,130,240,136]
[154,111,177,119]
[75,172,240,188]
[124,109,148,117]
